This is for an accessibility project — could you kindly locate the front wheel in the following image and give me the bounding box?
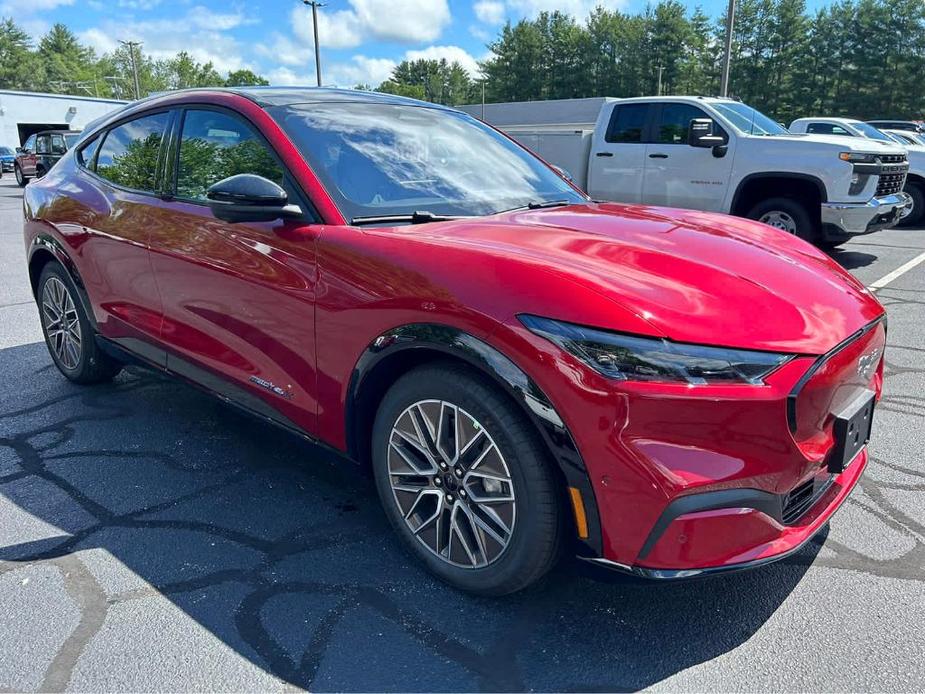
[372,363,563,595]
[898,182,924,228]
[746,197,816,242]
[15,164,28,187]
[37,261,122,384]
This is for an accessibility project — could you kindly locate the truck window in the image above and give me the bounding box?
[605,104,649,143]
[807,123,851,136]
[656,104,717,144]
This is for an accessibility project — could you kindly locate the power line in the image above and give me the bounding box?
[301,1,326,87]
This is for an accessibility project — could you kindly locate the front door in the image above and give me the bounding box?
[147,107,321,434]
[642,102,735,212]
[19,134,38,176]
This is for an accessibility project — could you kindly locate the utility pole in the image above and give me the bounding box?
[119,40,142,99]
[656,66,664,96]
[302,1,326,86]
[720,0,736,97]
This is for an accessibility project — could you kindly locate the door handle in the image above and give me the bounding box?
[648,153,669,159]
[595,152,614,157]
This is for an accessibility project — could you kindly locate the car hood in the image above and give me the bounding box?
[418,203,884,354]
[775,132,906,154]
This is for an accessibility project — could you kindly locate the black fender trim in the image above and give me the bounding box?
[28,234,99,331]
[347,323,604,557]
[730,172,828,214]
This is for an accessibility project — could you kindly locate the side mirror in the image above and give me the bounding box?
[206,174,303,223]
[16,147,25,155]
[550,164,574,183]
[688,118,726,148]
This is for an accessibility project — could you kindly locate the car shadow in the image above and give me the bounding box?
[827,247,879,270]
[0,341,822,692]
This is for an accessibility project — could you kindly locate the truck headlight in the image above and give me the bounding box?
[520,315,791,385]
[839,152,878,163]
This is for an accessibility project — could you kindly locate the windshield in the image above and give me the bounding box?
[64,133,81,148]
[711,101,789,136]
[850,122,892,142]
[270,102,586,223]
[0,146,12,155]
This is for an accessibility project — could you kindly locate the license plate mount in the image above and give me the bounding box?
[828,390,876,474]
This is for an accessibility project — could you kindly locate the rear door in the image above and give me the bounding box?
[642,102,734,211]
[48,133,68,169]
[147,106,321,434]
[70,110,174,360]
[586,102,651,203]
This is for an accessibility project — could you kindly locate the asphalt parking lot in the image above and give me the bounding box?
[1,173,924,692]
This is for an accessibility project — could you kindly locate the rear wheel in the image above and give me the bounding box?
[372,363,563,595]
[899,182,924,228]
[747,197,816,242]
[37,261,122,384]
[14,163,27,187]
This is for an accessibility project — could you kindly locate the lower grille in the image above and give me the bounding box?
[876,172,906,196]
[782,477,830,525]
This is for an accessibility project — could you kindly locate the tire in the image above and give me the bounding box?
[899,182,924,228]
[372,362,563,596]
[15,163,28,187]
[37,261,122,384]
[35,166,46,179]
[746,197,816,242]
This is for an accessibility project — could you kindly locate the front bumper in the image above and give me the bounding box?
[582,447,867,579]
[821,192,912,235]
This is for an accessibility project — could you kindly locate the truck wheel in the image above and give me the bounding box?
[371,362,563,596]
[747,198,816,242]
[15,163,28,187]
[37,261,123,384]
[899,182,924,228]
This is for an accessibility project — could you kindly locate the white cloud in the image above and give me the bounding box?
[291,0,451,49]
[506,0,625,18]
[474,1,505,25]
[79,7,258,75]
[404,45,482,78]
[0,0,72,13]
[326,56,398,87]
[255,33,314,68]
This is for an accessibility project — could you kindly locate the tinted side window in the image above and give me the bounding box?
[50,134,67,155]
[806,122,851,136]
[176,109,284,202]
[77,137,101,169]
[605,104,649,143]
[656,103,713,144]
[23,134,36,152]
[96,112,170,191]
[36,136,50,154]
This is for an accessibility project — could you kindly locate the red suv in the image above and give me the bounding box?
[23,88,885,594]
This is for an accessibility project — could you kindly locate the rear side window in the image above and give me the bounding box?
[95,112,170,192]
[605,104,649,143]
[50,134,67,155]
[77,137,101,169]
[175,109,284,202]
[36,135,50,154]
[806,122,851,136]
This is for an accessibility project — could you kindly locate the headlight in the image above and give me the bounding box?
[520,315,791,385]
[839,152,878,163]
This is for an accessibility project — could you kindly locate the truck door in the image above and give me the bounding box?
[643,102,735,212]
[586,102,651,203]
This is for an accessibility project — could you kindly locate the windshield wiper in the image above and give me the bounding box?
[496,199,577,214]
[351,210,470,226]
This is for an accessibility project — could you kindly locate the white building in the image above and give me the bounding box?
[0,90,127,149]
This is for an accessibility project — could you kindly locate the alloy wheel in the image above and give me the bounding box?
[15,165,24,186]
[42,277,82,370]
[387,399,516,568]
[759,210,798,234]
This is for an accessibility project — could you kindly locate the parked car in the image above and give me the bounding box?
[23,87,885,594]
[790,117,925,226]
[14,129,81,187]
[468,97,910,246]
[883,129,925,147]
[867,119,925,134]
[0,146,14,173]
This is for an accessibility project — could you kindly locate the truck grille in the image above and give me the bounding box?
[876,154,908,196]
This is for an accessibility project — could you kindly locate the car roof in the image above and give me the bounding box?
[34,129,82,135]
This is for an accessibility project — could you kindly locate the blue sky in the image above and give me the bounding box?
[2,0,833,88]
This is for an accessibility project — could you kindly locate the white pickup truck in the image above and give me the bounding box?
[461,96,912,245]
[790,116,924,227]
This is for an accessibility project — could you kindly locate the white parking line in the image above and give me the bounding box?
[868,251,925,291]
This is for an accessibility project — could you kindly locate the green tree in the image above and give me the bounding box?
[225,69,269,87]
[0,18,44,90]
[39,24,98,95]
